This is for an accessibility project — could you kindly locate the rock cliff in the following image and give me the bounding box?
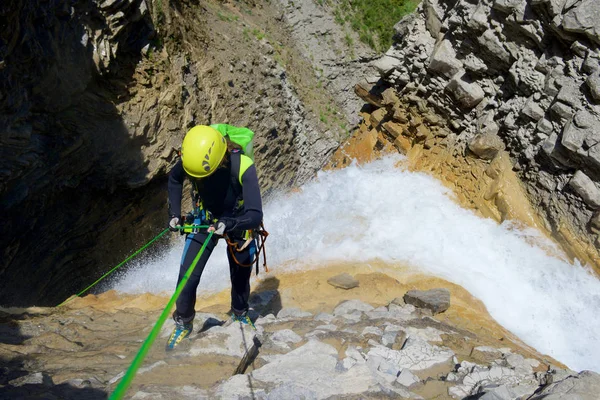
[360,0,600,271]
[0,0,373,306]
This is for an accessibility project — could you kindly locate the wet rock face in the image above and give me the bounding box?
[1,0,348,306]
[0,0,158,306]
[370,0,600,260]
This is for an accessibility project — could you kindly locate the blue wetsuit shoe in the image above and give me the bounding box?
[231,311,256,330]
[166,321,193,351]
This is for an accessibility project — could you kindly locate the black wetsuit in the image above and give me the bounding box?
[167,152,263,322]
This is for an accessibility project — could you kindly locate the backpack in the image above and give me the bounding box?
[210,124,269,275]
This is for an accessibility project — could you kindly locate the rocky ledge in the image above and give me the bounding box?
[1,268,598,399]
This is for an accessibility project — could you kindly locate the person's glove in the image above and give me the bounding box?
[213,221,227,235]
[168,216,180,232]
[211,218,236,236]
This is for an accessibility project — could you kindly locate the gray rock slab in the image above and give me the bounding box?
[214,374,266,399]
[314,312,334,323]
[339,310,363,323]
[270,329,302,344]
[333,299,374,316]
[189,322,258,358]
[562,0,600,44]
[327,273,359,290]
[8,372,52,387]
[251,340,376,399]
[529,370,600,400]
[479,382,538,400]
[362,326,384,337]
[397,368,421,388]
[387,303,418,321]
[314,324,337,331]
[367,336,454,372]
[568,170,600,208]
[277,307,312,319]
[374,55,402,76]
[403,288,451,314]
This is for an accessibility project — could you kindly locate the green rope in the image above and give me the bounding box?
[57,225,209,307]
[109,231,215,400]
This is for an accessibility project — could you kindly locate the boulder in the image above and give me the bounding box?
[586,73,600,101]
[424,0,443,37]
[370,108,388,127]
[354,82,384,107]
[469,133,506,160]
[493,0,526,13]
[531,0,567,17]
[562,0,600,45]
[429,40,463,78]
[591,212,600,233]
[478,30,512,65]
[327,273,359,290]
[574,110,597,129]
[446,73,485,109]
[373,55,402,77]
[556,80,581,107]
[568,171,600,209]
[561,120,588,153]
[522,97,545,121]
[550,102,574,120]
[403,288,451,314]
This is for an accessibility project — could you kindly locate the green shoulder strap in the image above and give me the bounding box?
[238,154,253,185]
[211,124,255,160]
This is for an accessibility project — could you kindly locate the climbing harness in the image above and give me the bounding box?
[224,222,270,275]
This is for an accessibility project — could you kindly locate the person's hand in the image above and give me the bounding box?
[168,216,180,232]
[208,218,235,236]
[208,221,226,235]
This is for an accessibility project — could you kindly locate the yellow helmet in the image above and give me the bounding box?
[181,125,227,178]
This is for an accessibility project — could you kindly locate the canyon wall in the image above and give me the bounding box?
[0,0,369,306]
[362,0,600,270]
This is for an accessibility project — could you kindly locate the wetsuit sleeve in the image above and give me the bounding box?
[228,164,263,231]
[167,160,185,217]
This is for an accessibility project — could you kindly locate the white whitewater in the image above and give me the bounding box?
[112,155,600,372]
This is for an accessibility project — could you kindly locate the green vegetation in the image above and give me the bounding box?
[217,12,239,22]
[252,28,265,41]
[317,0,419,52]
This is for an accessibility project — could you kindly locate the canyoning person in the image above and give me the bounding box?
[166,124,263,350]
